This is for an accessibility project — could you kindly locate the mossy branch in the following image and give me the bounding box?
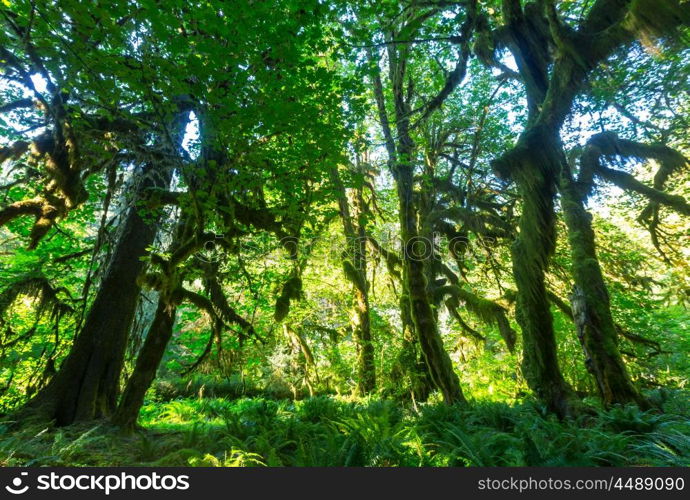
[274,276,303,322]
[583,132,690,216]
[435,284,516,352]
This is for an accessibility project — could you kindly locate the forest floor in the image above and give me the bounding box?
[1,391,688,467]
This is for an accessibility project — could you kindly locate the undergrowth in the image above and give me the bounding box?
[1,390,688,467]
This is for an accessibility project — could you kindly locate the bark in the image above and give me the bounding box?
[330,166,375,395]
[437,284,516,353]
[21,97,193,425]
[595,165,690,215]
[113,214,262,429]
[484,3,583,417]
[509,148,580,418]
[0,196,64,250]
[560,164,648,408]
[24,163,171,424]
[393,96,465,404]
[397,162,466,405]
[0,198,43,225]
[352,285,375,394]
[284,324,318,397]
[393,272,434,402]
[581,133,690,216]
[351,195,376,395]
[371,61,430,400]
[112,298,177,430]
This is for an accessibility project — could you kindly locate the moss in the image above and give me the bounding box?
[274,276,302,322]
[559,166,648,408]
[437,285,517,352]
[342,259,367,293]
[626,0,690,38]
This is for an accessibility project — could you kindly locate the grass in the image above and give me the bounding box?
[0,390,688,467]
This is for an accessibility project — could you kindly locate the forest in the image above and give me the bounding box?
[0,0,689,468]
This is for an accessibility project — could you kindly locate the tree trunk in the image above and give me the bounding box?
[24,164,171,425]
[493,0,683,415]
[352,284,375,395]
[396,164,466,405]
[559,170,648,408]
[330,166,375,395]
[352,187,376,395]
[112,298,177,430]
[396,290,433,402]
[509,147,580,418]
[369,41,465,405]
[113,214,202,430]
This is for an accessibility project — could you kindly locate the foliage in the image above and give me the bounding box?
[0,0,688,467]
[1,393,688,467]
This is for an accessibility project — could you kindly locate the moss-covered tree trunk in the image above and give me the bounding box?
[352,285,375,394]
[396,161,465,405]
[351,185,376,395]
[493,1,586,417]
[369,37,465,404]
[559,169,648,408]
[113,212,210,430]
[396,290,433,402]
[509,153,580,418]
[25,164,171,425]
[330,166,375,395]
[112,298,177,430]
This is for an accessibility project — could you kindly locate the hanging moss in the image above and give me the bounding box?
[0,275,73,322]
[274,276,303,322]
[436,285,517,352]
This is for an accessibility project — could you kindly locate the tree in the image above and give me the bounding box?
[330,157,376,395]
[488,0,687,415]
